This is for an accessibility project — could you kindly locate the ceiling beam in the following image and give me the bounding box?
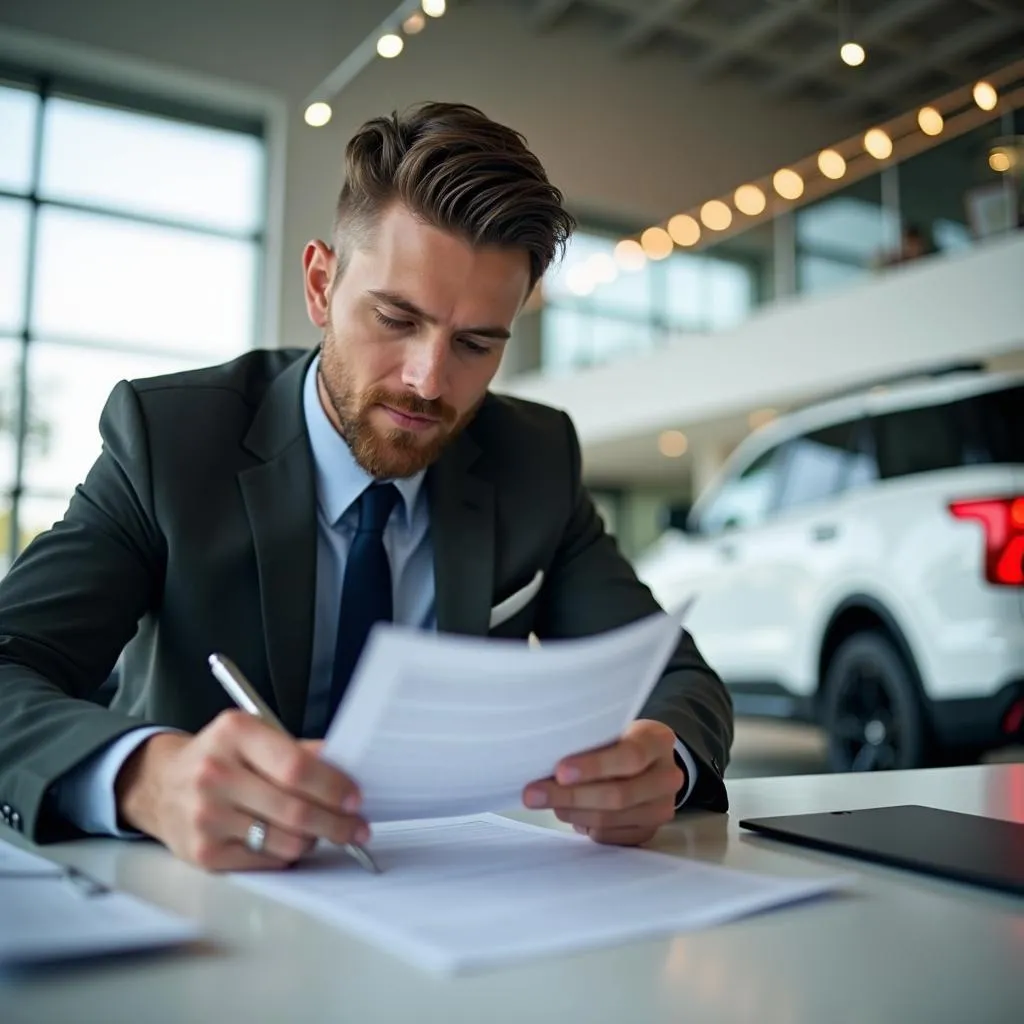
[530,0,576,31]
[831,12,1014,111]
[688,0,822,80]
[616,0,702,54]
[764,0,947,98]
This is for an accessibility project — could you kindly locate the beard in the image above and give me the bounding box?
[317,324,474,479]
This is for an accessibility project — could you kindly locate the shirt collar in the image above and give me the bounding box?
[302,356,426,528]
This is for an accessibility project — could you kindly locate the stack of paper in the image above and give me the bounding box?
[0,839,199,966]
[236,814,850,974]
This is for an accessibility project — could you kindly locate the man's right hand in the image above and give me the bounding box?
[114,710,366,871]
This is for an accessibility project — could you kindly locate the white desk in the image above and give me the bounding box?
[5,764,1023,1024]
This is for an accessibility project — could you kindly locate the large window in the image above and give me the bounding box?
[796,177,897,296]
[540,228,755,372]
[0,72,265,572]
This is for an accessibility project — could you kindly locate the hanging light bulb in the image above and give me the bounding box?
[377,33,404,58]
[304,102,332,127]
[422,0,446,17]
[840,41,865,66]
[836,0,864,66]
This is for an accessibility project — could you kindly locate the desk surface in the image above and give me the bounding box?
[5,764,1023,1024]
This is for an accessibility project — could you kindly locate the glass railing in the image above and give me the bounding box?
[536,59,1024,376]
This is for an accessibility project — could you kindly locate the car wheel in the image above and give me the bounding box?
[823,631,927,771]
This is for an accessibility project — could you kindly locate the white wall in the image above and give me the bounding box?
[504,231,1024,446]
[0,0,862,350]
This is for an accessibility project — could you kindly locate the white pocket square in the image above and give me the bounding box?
[488,570,544,629]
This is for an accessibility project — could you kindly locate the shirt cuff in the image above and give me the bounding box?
[49,726,176,837]
[673,738,699,809]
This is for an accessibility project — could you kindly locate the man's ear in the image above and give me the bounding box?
[302,240,336,328]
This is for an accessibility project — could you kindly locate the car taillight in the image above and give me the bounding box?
[948,496,1024,586]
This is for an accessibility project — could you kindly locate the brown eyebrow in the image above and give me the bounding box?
[368,290,511,341]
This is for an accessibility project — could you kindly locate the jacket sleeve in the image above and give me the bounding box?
[533,412,733,812]
[0,381,165,841]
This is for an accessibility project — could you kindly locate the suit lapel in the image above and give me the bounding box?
[238,351,318,735]
[429,429,495,637]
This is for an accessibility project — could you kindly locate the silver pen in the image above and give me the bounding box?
[207,653,380,874]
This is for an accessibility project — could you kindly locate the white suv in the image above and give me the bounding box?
[636,367,1024,771]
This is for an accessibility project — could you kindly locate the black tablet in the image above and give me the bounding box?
[739,804,1024,896]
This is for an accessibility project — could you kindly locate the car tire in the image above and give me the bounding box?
[822,631,927,771]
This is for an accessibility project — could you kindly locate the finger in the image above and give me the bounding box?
[553,737,663,788]
[204,758,368,846]
[208,805,317,864]
[554,795,676,832]
[217,713,360,812]
[526,763,682,812]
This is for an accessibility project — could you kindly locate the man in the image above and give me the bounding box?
[0,103,732,870]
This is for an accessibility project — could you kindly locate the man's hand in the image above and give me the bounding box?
[522,719,683,846]
[115,711,367,871]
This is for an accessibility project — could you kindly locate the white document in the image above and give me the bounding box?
[0,838,64,875]
[0,840,200,966]
[322,608,686,822]
[235,814,850,974]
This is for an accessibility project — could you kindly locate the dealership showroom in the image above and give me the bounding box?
[1,1,1023,1021]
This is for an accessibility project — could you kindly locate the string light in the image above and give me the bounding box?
[864,128,893,160]
[773,168,804,200]
[817,149,847,179]
[403,12,426,33]
[917,106,944,136]
[614,239,646,271]
[700,200,733,231]
[973,81,998,111]
[640,227,673,260]
[422,0,446,17]
[734,184,766,216]
[667,214,701,247]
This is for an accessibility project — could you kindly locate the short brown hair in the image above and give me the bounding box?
[334,102,575,289]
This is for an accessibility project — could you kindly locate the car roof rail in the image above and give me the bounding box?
[789,360,988,412]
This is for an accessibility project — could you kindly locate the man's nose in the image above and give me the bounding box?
[402,337,449,400]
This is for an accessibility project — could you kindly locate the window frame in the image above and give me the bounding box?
[0,62,267,568]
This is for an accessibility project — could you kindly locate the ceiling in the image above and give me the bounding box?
[500,0,1024,118]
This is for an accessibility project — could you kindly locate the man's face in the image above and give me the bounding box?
[302,203,531,478]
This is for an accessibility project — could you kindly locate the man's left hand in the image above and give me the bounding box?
[522,719,683,846]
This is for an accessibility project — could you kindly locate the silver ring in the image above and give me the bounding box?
[245,820,268,854]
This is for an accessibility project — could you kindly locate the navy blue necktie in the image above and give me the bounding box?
[328,482,399,719]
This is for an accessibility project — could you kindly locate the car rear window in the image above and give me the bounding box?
[872,384,1024,479]
[968,385,1024,464]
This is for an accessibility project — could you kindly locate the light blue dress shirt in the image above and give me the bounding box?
[53,358,695,835]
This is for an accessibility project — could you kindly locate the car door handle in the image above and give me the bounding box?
[718,543,737,561]
[811,524,838,542]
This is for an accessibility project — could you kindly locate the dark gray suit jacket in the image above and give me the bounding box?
[0,348,732,841]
